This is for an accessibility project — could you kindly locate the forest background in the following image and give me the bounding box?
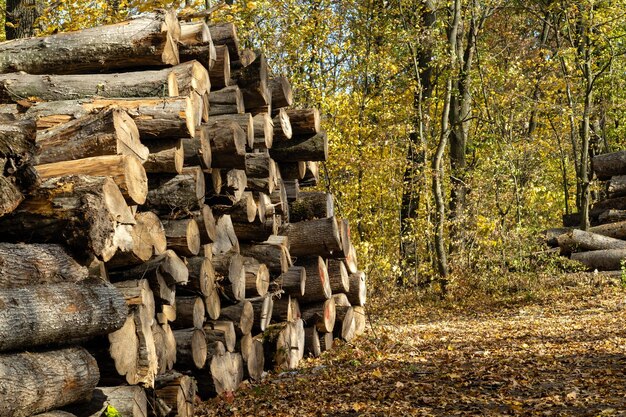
[4,0,626,301]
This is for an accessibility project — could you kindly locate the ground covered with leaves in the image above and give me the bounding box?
[198,275,626,416]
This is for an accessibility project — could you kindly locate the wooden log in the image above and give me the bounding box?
[207,169,247,206]
[598,209,626,224]
[218,301,254,336]
[345,242,359,274]
[110,250,188,287]
[273,108,292,141]
[336,218,352,258]
[279,161,306,180]
[174,328,208,370]
[0,242,87,288]
[112,280,155,321]
[196,350,243,398]
[300,161,320,187]
[557,229,626,254]
[571,249,626,271]
[270,132,328,162]
[170,61,211,96]
[283,180,299,201]
[209,45,231,90]
[332,293,350,307]
[285,108,320,135]
[240,241,290,274]
[0,175,131,261]
[272,295,301,323]
[353,306,366,336]
[269,77,293,110]
[270,178,290,221]
[326,259,350,293]
[182,134,211,170]
[334,306,355,342]
[209,23,241,63]
[183,256,216,298]
[607,175,626,197]
[209,85,244,116]
[0,347,99,417]
[301,298,336,333]
[188,205,217,244]
[107,213,164,268]
[212,214,240,256]
[319,332,334,352]
[162,218,201,257]
[36,154,148,205]
[268,319,305,370]
[232,216,279,242]
[204,321,237,353]
[0,279,126,352]
[173,296,205,330]
[589,220,626,239]
[242,335,264,381]
[0,176,23,217]
[213,191,257,223]
[146,166,205,214]
[304,326,321,357]
[297,256,332,303]
[592,151,626,180]
[35,108,148,164]
[204,120,247,169]
[231,52,268,111]
[252,113,273,150]
[245,153,276,194]
[281,217,342,257]
[347,271,367,306]
[212,114,254,151]
[65,386,147,417]
[273,266,306,297]
[242,257,270,297]
[289,191,334,222]
[35,411,77,417]
[153,371,196,417]
[0,11,180,75]
[213,251,246,302]
[250,295,273,332]
[179,21,216,70]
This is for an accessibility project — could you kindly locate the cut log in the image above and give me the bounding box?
[285,108,320,135]
[0,11,180,75]
[196,350,243,398]
[297,256,332,303]
[231,52,268,112]
[281,217,342,257]
[304,326,321,357]
[154,371,196,417]
[0,347,99,417]
[300,298,336,333]
[35,108,148,164]
[212,214,240,255]
[182,134,211,170]
[0,242,87,288]
[598,209,626,225]
[110,250,188,287]
[269,77,293,110]
[213,191,257,223]
[65,386,147,417]
[589,220,626,239]
[327,259,350,293]
[179,21,216,70]
[174,328,208,370]
[332,293,351,307]
[0,176,23,217]
[168,60,210,96]
[209,23,241,63]
[279,161,306,180]
[107,213,164,268]
[218,301,254,336]
[36,154,148,205]
[209,85,244,116]
[209,45,231,90]
[204,321,237,353]
[190,205,217,244]
[250,295,273,332]
[113,280,155,320]
[271,178,290,221]
[607,175,626,197]
[242,335,265,381]
[270,131,328,162]
[146,166,205,214]
[273,266,306,297]
[140,138,184,174]
[252,113,273,150]
[319,332,334,352]
[266,319,304,370]
[592,150,626,180]
[241,236,291,272]
[0,279,126,351]
[242,257,270,297]
[347,271,367,306]
[334,306,355,342]
[245,152,276,193]
[0,175,131,261]
[353,306,366,336]
[345,242,359,274]
[162,218,201,257]
[289,191,334,222]
[283,179,299,201]
[557,229,626,254]
[232,216,279,242]
[273,108,292,141]
[570,249,626,271]
[272,295,301,322]
[173,296,205,330]
[205,120,247,168]
[212,251,246,302]
[207,169,247,206]
[301,161,320,187]
[183,256,215,297]
[212,114,254,150]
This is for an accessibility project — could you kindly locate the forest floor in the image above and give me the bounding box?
[198,274,626,416]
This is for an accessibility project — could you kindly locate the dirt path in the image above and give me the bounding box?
[198,285,626,416]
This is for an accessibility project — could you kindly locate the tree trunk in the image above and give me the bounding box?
[240,241,290,274]
[280,217,342,257]
[326,259,350,293]
[347,271,367,306]
[269,77,293,110]
[0,242,87,288]
[557,229,626,254]
[0,347,99,417]
[571,249,626,271]
[162,218,201,257]
[173,296,205,330]
[589,220,626,239]
[0,11,180,74]
[273,266,306,297]
[144,138,184,175]
[6,0,41,40]
[204,120,247,168]
[289,192,333,222]
[270,132,328,162]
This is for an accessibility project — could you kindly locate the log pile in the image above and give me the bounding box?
[0,9,368,416]
[546,150,626,273]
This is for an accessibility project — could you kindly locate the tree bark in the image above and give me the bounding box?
[146,167,205,214]
[326,258,350,293]
[173,328,208,370]
[240,241,290,274]
[571,249,626,271]
[208,23,241,63]
[593,151,626,180]
[557,229,626,254]
[6,0,41,40]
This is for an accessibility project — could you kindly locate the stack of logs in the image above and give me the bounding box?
[546,150,626,272]
[0,9,368,417]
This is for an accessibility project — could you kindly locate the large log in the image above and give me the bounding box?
[209,86,243,116]
[557,229,626,253]
[598,209,626,224]
[204,321,237,353]
[300,298,336,333]
[589,220,626,239]
[0,242,87,288]
[174,328,208,370]
[162,218,201,257]
[353,306,366,336]
[232,216,279,242]
[249,295,273,332]
[182,134,211,170]
[0,279,127,352]
[212,251,246,302]
[241,335,264,381]
[269,77,293,110]
[212,214,240,255]
[571,249,626,271]
[212,114,254,151]
[273,108,292,141]
[64,386,148,417]
[242,257,270,297]
[252,113,273,150]
[169,61,211,96]
[232,52,269,113]
[266,319,305,371]
[144,138,184,174]
[218,301,254,336]
[207,169,247,206]
[270,131,328,162]
[297,256,332,303]
[0,347,99,417]
[0,175,131,261]
[34,108,148,164]
[301,161,320,187]
[304,326,321,357]
[334,306,355,342]
[273,266,306,297]
[285,108,320,135]
[146,167,205,214]
[109,250,188,287]
[209,45,231,90]
[0,11,180,74]
[173,296,205,330]
[195,350,243,398]
[209,23,241,63]
[281,217,342,257]
[204,120,247,168]
[278,161,306,180]
[327,259,350,293]
[179,21,216,70]
[240,241,290,274]
[0,176,23,217]
[347,271,367,306]
[592,151,626,180]
[153,371,196,417]
[289,191,333,222]
[36,154,148,205]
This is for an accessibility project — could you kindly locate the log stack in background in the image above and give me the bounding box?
[0,8,368,416]
[546,150,626,273]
